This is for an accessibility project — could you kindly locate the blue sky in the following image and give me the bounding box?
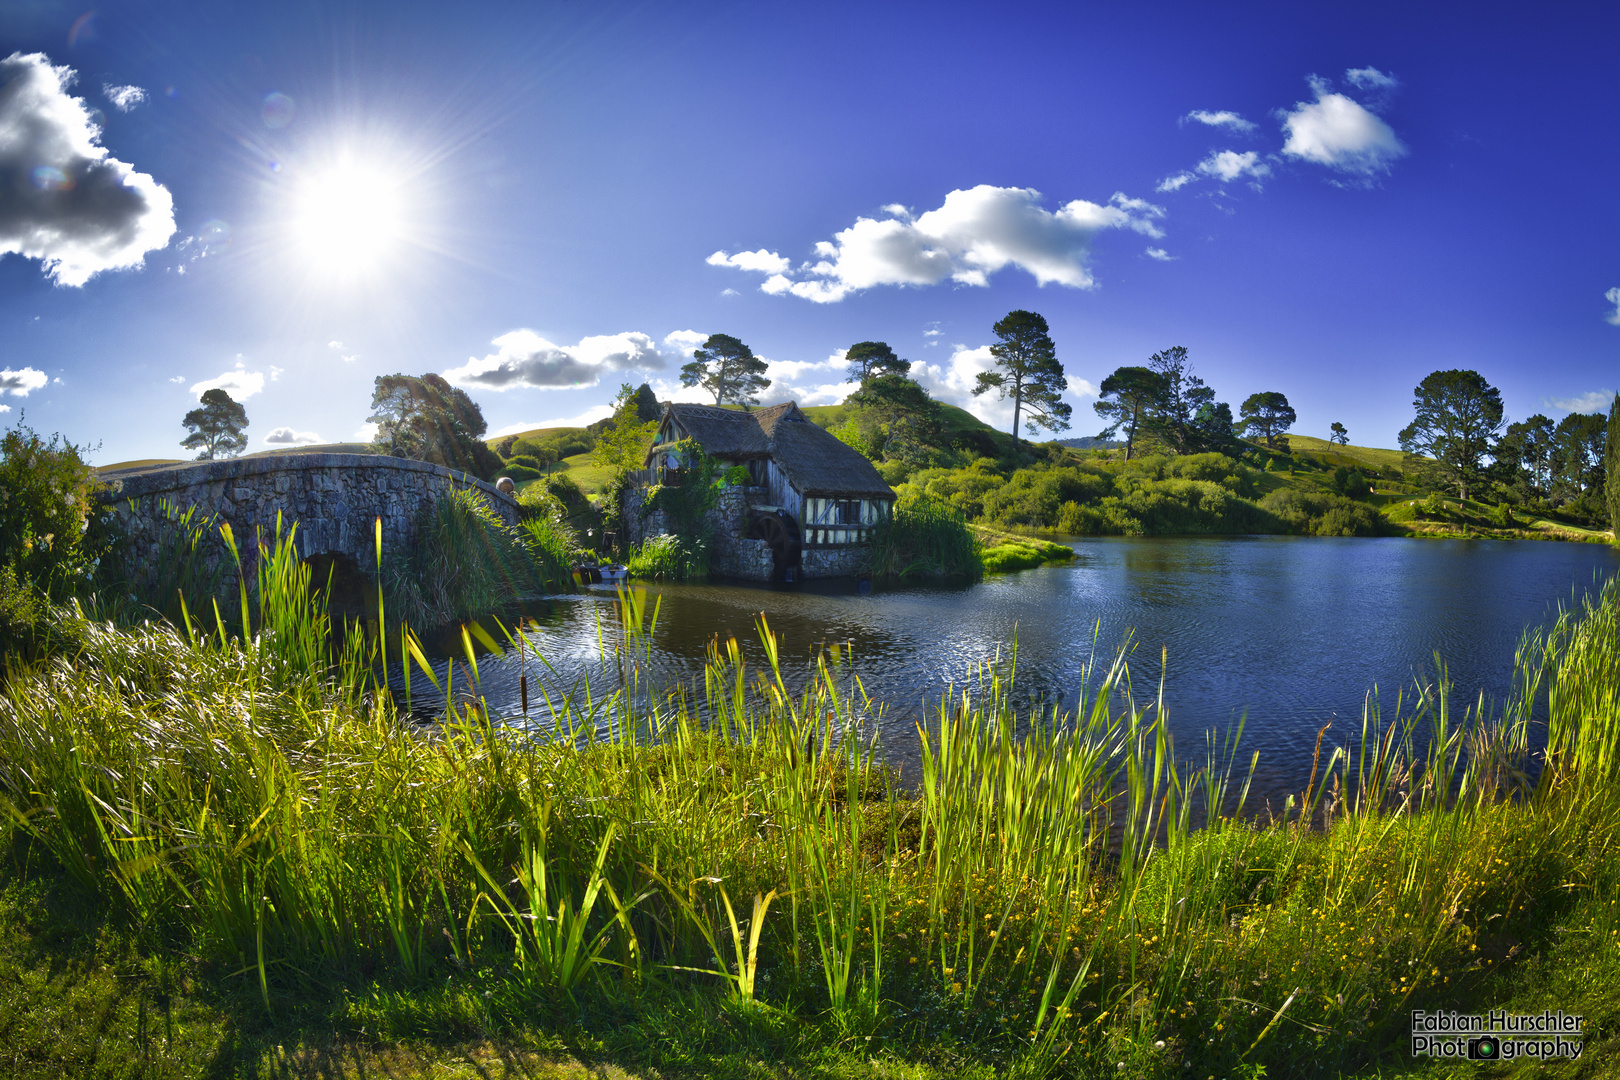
[1,0,1615,464]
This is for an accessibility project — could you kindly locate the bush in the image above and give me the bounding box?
[501,463,543,482]
[1261,489,1384,537]
[0,422,109,597]
[722,465,752,486]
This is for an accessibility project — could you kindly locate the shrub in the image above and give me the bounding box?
[1261,489,1384,537]
[517,515,577,593]
[0,422,109,596]
[501,463,542,482]
[862,493,982,581]
[723,465,752,486]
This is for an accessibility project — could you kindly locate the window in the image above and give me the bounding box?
[835,499,861,525]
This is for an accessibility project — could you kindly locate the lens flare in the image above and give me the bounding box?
[32,166,71,191]
[261,92,295,129]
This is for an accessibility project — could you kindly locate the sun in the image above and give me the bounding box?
[290,160,407,278]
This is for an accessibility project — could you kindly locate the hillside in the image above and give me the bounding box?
[483,425,590,446]
[1283,434,1411,473]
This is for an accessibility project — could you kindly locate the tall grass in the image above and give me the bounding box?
[864,492,984,582]
[0,563,1615,1073]
[625,533,708,580]
[386,488,550,627]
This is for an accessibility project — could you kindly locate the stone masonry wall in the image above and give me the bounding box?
[623,483,869,581]
[96,453,519,593]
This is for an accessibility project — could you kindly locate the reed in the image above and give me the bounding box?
[0,570,1614,1075]
[864,492,984,581]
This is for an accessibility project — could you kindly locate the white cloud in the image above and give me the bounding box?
[1605,287,1620,326]
[923,329,942,338]
[0,404,9,413]
[101,83,147,111]
[711,185,1166,302]
[1145,247,1175,261]
[911,344,1098,432]
[492,404,614,436]
[352,421,379,441]
[444,329,665,390]
[191,359,265,401]
[328,340,345,349]
[0,366,48,395]
[168,375,184,383]
[1156,171,1197,193]
[706,248,791,274]
[269,365,284,381]
[1280,76,1407,176]
[1198,149,1272,183]
[1546,390,1616,415]
[662,329,707,357]
[720,288,739,297]
[263,426,320,445]
[0,53,176,285]
[1345,66,1397,91]
[1183,109,1256,133]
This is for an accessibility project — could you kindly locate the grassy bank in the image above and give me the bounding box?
[0,568,1617,1076]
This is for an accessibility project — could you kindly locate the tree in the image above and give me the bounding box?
[1548,410,1608,514]
[1093,366,1168,462]
[632,382,662,423]
[1330,422,1349,446]
[368,373,503,479]
[1606,394,1620,538]
[1397,369,1504,502]
[1239,392,1297,451]
[680,334,770,406]
[0,421,107,595]
[181,388,248,460]
[973,310,1071,448]
[593,383,659,473]
[1496,415,1555,500]
[845,373,943,464]
[845,341,911,383]
[1190,400,1236,452]
[1144,346,1225,453]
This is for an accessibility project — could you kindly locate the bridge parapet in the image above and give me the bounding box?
[95,453,521,590]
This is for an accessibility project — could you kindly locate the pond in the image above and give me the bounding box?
[405,536,1619,808]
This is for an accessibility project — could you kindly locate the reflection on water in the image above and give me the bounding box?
[399,536,1618,808]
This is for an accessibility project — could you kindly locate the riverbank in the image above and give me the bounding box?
[0,571,1616,1077]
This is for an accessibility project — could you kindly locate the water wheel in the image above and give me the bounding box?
[747,511,801,578]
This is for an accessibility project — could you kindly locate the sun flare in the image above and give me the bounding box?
[290,160,406,278]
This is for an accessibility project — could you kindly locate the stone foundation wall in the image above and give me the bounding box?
[96,453,519,594]
[623,483,871,581]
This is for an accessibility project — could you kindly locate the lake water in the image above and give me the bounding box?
[408,536,1618,807]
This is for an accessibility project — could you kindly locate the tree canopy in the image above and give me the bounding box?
[1607,395,1620,536]
[593,383,659,473]
[845,341,911,383]
[1330,422,1349,445]
[973,310,1070,447]
[680,334,770,406]
[844,373,943,465]
[368,373,502,479]
[1144,347,1227,454]
[1238,392,1296,451]
[1397,369,1504,502]
[1093,366,1167,461]
[181,388,248,460]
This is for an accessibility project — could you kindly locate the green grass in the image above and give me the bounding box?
[1284,434,1415,474]
[970,525,1076,574]
[1,548,1618,1076]
[1382,495,1614,542]
[486,426,592,447]
[547,453,617,495]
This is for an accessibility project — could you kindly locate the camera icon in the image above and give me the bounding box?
[1468,1036,1500,1060]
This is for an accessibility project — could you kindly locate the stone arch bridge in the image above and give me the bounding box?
[96,453,520,593]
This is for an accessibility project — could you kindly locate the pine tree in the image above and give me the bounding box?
[1606,393,1619,539]
[181,388,248,459]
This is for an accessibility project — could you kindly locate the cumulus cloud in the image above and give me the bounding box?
[1183,109,1256,133]
[0,405,9,413]
[191,359,265,401]
[1145,247,1175,261]
[712,185,1165,302]
[269,365,283,381]
[327,340,358,362]
[263,427,320,445]
[1345,66,1397,91]
[352,421,379,441]
[101,83,146,111]
[1280,76,1407,176]
[662,330,707,357]
[1156,171,1196,193]
[1198,149,1272,183]
[444,330,665,390]
[1605,287,1620,326]
[0,53,176,285]
[168,375,184,383]
[706,249,790,274]
[1546,390,1616,415]
[909,344,1098,431]
[0,366,48,396]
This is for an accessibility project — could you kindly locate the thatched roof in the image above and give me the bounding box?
[660,402,894,499]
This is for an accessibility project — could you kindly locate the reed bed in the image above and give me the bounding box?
[0,562,1615,1075]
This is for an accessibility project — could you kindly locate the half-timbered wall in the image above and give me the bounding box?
[799,495,891,547]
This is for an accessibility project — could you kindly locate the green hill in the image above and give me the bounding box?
[484,425,590,446]
[1282,434,1411,473]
